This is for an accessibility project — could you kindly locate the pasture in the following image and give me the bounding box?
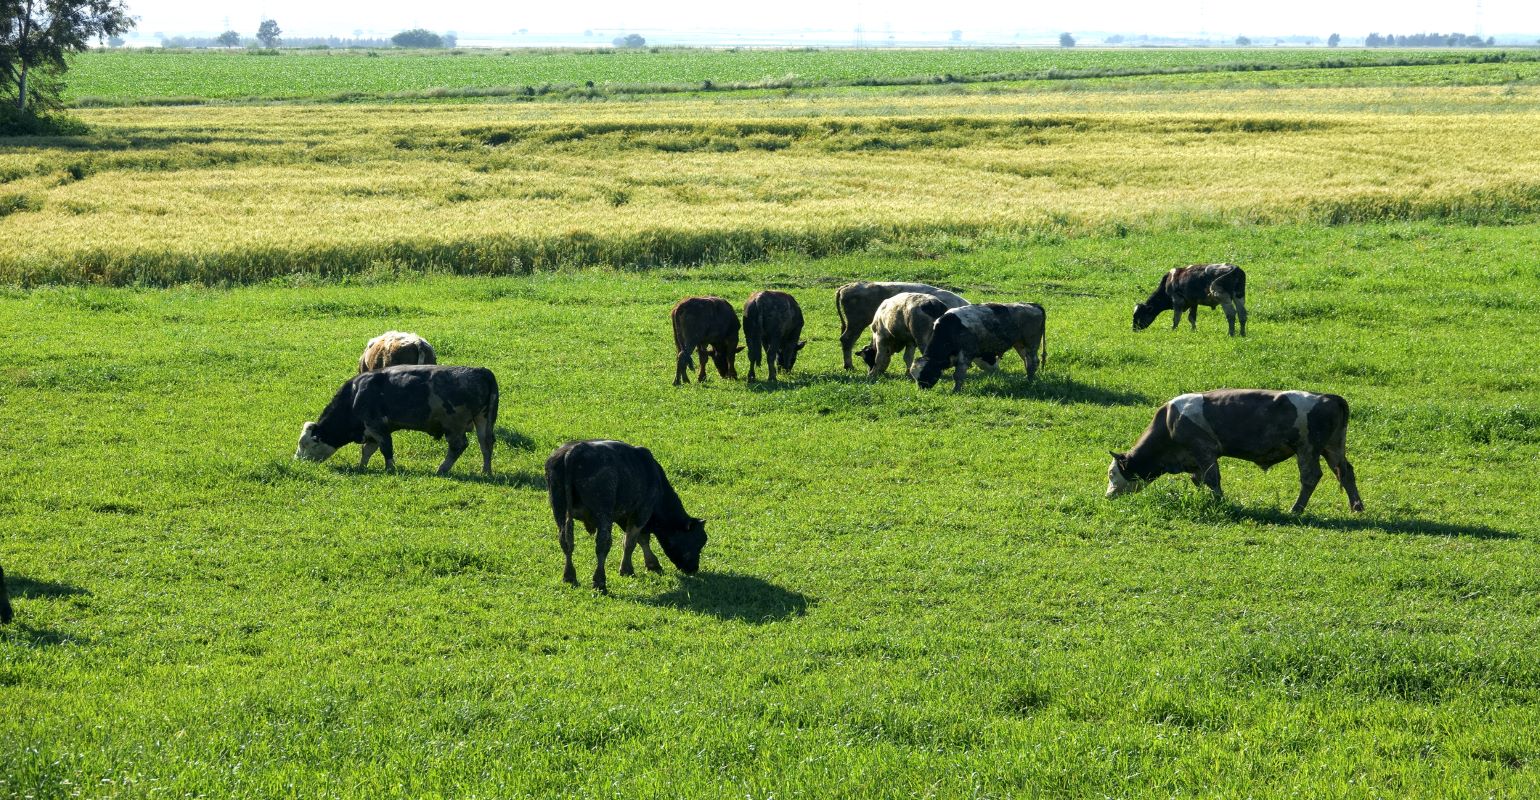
[3,48,1540,797]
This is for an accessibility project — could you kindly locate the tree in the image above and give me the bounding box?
[950,29,962,42]
[1058,32,1075,48]
[256,19,280,48]
[1327,32,1341,47]
[1,0,136,113]
[1235,35,1251,45]
[391,28,444,48]
[612,33,645,48]
[215,30,240,48]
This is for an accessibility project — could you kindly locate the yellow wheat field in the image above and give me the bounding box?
[4,85,1540,284]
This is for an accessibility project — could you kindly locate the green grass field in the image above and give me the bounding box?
[4,47,1540,797]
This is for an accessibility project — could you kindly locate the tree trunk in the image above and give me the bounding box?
[17,62,27,112]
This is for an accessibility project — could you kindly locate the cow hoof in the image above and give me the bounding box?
[645,562,663,574]
[619,565,634,577]
[1351,502,1365,513]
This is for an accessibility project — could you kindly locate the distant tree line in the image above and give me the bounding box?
[391,29,457,48]
[160,34,392,49]
[1366,32,1495,47]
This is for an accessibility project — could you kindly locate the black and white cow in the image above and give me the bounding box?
[912,302,1046,391]
[836,281,967,370]
[1106,389,1364,514]
[0,565,12,625]
[296,365,499,475]
[743,290,806,382]
[859,291,974,378]
[1133,263,1248,337]
[672,296,743,385]
[545,440,709,592]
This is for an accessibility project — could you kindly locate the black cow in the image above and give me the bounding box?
[912,302,1046,391]
[743,290,806,382]
[836,281,967,370]
[1133,263,1248,337]
[1106,389,1364,514]
[296,365,499,475]
[545,440,709,592]
[0,565,11,625]
[672,296,743,385]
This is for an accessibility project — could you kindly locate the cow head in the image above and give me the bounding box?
[705,345,744,379]
[777,340,807,372]
[656,517,708,575]
[1132,303,1159,331]
[1105,451,1145,498]
[857,343,877,369]
[910,355,945,389]
[294,422,338,462]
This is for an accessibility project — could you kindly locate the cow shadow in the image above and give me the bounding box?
[1235,507,1517,540]
[0,623,85,648]
[6,575,88,599]
[966,373,1152,406]
[443,468,547,491]
[640,572,813,624]
[495,427,538,452]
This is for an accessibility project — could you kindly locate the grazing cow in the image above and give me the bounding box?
[545,440,709,592]
[358,331,437,373]
[836,281,967,370]
[859,291,966,378]
[295,365,499,475]
[0,565,11,625]
[672,296,743,385]
[1133,263,1248,337]
[1106,389,1364,514]
[743,290,806,382]
[912,303,1047,392]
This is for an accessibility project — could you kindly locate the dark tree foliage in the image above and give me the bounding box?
[391,28,445,48]
[1327,33,1341,47]
[215,30,240,48]
[256,19,280,48]
[1366,31,1491,48]
[1058,32,1075,48]
[0,0,135,113]
[612,33,645,48]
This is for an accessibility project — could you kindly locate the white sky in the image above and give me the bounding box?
[122,0,1538,39]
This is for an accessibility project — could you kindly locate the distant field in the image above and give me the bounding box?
[60,47,1539,104]
[3,225,1538,796]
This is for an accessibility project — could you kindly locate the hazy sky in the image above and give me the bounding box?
[123,0,1536,38]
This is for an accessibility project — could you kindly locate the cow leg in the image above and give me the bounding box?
[870,343,894,378]
[1323,446,1365,513]
[376,431,396,471]
[1291,449,1323,514]
[974,357,999,373]
[901,344,915,369]
[619,526,640,577]
[1236,296,1248,337]
[696,345,710,382]
[559,514,578,586]
[358,439,378,470]
[1170,302,1184,331]
[952,351,969,393]
[840,325,860,371]
[639,533,663,573]
[1187,305,1199,331]
[1015,344,1038,382]
[592,517,614,592]
[1196,458,1222,499]
[747,337,761,381]
[674,349,691,386]
[766,343,779,383]
[1220,298,1238,337]
[474,414,494,475]
[438,430,469,475]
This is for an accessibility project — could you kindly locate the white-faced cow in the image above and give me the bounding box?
[1133,263,1248,337]
[358,331,437,373]
[672,296,743,385]
[912,303,1046,392]
[743,290,806,382]
[545,440,709,593]
[1106,389,1364,514]
[836,281,967,370]
[0,565,11,625]
[296,365,499,475]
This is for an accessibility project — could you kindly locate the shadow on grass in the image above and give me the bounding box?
[1236,507,1518,540]
[6,575,88,599]
[640,572,813,624]
[495,426,537,452]
[443,468,547,491]
[0,624,83,647]
[948,372,1152,406]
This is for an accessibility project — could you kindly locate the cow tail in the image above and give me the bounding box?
[835,286,849,338]
[1039,307,1048,369]
[673,316,694,370]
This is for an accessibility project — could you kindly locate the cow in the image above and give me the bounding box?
[0,565,11,625]
[295,365,499,475]
[545,440,709,592]
[359,331,437,373]
[836,281,967,370]
[912,303,1047,392]
[859,291,966,378]
[1133,263,1248,337]
[671,296,743,386]
[743,290,806,382]
[1105,389,1364,514]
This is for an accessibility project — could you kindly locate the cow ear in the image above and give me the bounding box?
[795,341,807,350]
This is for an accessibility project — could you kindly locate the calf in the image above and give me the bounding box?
[1106,389,1364,514]
[295,365,499,475]
[859,291,964,378]
[545,440,709,592]
[672,296,743,385]
[743,290,806,382]
[836,281,967,370]
[1133,263,1248,337]
[0,565,11,625]
[358,331,437,373]
[912,303,1047,392]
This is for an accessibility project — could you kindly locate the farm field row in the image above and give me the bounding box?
[2,223,1538,796]
[59,47,1535,105]
[5,85,1540,285]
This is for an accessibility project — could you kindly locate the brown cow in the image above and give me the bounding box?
[1133,264,1248,337]
[671,296,743,385]
[743,290,806,382]
[358,331,437,373]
